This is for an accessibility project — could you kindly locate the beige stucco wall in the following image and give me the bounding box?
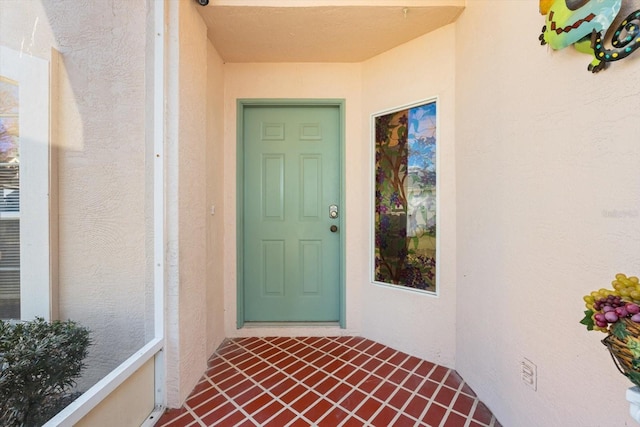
[222,62,364,338]
[206,40,227,360]
[455,2,640,426]
[75,358,155,427]
[0,0,151,390]
[165,0,215,407]
[46,4,149,384]
[361,23,457,369]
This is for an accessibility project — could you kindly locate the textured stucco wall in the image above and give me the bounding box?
[176,0,208,402]
[361,24,457,369]
[206,40,226,358]
[455,2,640,426]
[165,0,210,407]
[49,0,149,391]
[222,62,364,338]
[1,0,150,390]
[0,1,55,58]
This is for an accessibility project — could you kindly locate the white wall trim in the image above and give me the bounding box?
[153,0,167,409]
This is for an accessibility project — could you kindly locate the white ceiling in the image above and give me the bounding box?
[197,1,465,63]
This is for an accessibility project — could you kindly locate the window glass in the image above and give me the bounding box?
[373,100,438,294]
[0,76,20,319]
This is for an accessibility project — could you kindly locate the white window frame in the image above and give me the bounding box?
[0,46,57,321]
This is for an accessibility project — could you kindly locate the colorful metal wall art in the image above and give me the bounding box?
[539,0,640,72]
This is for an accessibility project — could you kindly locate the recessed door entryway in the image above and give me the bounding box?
[237,100,345,327]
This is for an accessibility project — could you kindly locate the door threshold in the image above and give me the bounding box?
[243,321,340,328]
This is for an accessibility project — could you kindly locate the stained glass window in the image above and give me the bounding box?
[373,100,437,293]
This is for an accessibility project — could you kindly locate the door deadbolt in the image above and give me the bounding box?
[329,205,338,219]
[330,225,338,232]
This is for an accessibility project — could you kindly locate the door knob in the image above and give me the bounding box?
[330,225,338,233]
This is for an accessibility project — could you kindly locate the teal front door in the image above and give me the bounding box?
[241,103,342,323]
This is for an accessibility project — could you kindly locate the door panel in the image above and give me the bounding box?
[243,105,340,322]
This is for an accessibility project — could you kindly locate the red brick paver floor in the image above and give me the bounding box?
[156,336,501,427]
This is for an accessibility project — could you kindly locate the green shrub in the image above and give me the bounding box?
[0,317,91,427]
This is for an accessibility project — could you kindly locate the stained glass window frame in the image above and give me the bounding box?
[371,98,439,295]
